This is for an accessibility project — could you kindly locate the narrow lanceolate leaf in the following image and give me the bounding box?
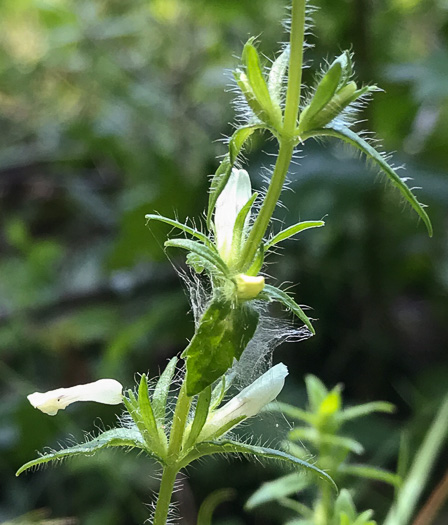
[231,192,258,261]
[145,214,213,248]
[289,427,364,455]
[245,472,311,510]
[268,45,290,107]
[338,401,395,423]
[179,439,336,490]
[165,239,229,278]
[305,375,328,413]
[306,125,433,236]
[262,284,315,334]
[207,125,264,227]
[184,385,212,450]
[265,221,325,250]
[300,56,343,127]
[267,401,315,425]
[338,463,402,487]
[152,357,178,423]
[16,428,152,476]
[138,374,160,442]
[242,40,282,127]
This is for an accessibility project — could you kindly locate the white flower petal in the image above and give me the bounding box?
[214,168,252,261]
[27,379,123,416]
[199,363,288,440]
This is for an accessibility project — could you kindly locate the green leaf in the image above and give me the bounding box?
[300,55,344,128]
[138,374,161,443]
[231,192,258,261]
[338,464,401,487]
[268,401,315,425]
[278,498,314,519]
[262,284,315,334]
[305,125,433,236]
[185,385,212,450]
[335,489,357,522]
[242,40,282,127]
[245,472,311,510]
[268,45,290,107]
[210,375,228,411]
[288,427,364,455]
[152,357,178,423]
[338,401,395,423]
[265,221,325,250]
[383,393,448,525]
[207,125,263,227]
[179,439,337,490]
[16,428,153,476]
[145,214,213,248]
[165,238,229,278]
[183,298,259,396]
[305,375,328,413]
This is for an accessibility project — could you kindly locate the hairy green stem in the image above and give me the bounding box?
[238,0,306,271]
[153,381,192,525]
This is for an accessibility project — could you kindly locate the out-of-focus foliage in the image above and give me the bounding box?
[1,0,447,524]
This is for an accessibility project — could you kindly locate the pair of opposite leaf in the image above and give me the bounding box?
[146,167,324,396]
[19,363,335,492]
[212,42,432,238]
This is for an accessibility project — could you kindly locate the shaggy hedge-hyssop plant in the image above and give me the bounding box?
[18,1,435,524]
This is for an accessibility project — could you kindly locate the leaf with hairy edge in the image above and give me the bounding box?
[305,126,433,236]
[152,357,178,423]
[265,221,325,250]
[266,401,315,425]
[182,298,259,396]
[243,41,279,121]
[245,472,311,510]
[16,428,155,476]
[165,239,229,278]
[289,427,364,455]
[300,55,344,128]
[138,374,163,447]
[184,385,212,450]
[262,284,314,334]
[268,45,290,107]
[338,464,401,487]
[207,125,265,227]
[305,374,328,413]
[178,439,336,489]
[338,401,395,423]
[145,214,213,248]
[232,192,258,261]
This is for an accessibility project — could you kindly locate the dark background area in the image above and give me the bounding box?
[1,0,447,523]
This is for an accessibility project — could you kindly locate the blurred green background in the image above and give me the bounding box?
[1,0,447,523]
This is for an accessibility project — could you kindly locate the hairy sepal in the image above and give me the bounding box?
[183,297,259,396]
[268,45,290,108]
[16,428,153,476]
[306,125,433,236]
[152,356,178,424]
[184,385,212,450]
[261,284,315,334]
[207,124,265,227]
[178,439,336,490]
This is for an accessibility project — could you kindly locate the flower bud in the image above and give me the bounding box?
[27,379,123,416]
[235,273,265,300]
[214,168,252,263]
[198,363,288,441]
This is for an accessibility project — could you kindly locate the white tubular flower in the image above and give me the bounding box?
[198,363,288,441]
[27,379,123,416]
[214,168,252,263]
